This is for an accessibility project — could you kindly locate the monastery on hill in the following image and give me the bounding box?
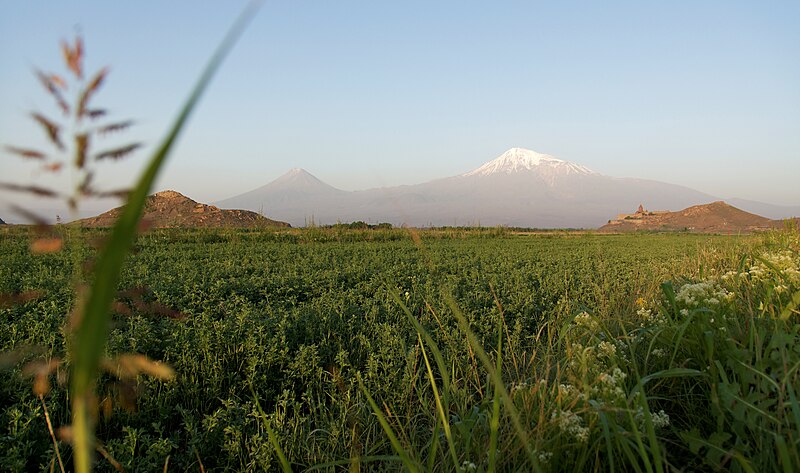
[613,204,669,222]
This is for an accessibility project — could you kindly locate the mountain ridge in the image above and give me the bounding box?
[217,148,797,228]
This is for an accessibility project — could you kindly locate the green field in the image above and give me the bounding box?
[1,227,798,472]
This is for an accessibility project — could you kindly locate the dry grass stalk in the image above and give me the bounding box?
[22,358,62,397]
[9,205,50,227]
[95,188,131,199]
[0,291,44,309]
[31,238,64,254]
[85,109,107,119]
[5,34,141,224]
[103,353,176,381]
[76,67,108,119]
[96,443,126,473]
[42,162,64,173]
[97,120,135,136]
[4,145,47,160]
[34,69,70,115]
[31,113,65,150]
[60,36,83,79]
[39,394,66,473]
[95,143,142,161]
[0,183,59,197]
[74,133,89,169]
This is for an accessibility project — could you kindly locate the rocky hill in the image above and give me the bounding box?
[599,201,774,233]
[76,190,290,229]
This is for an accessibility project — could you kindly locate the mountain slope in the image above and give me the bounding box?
[77,190,290,228]
[217,148,778,228]
[599,201,774,233]
[725,198,800,220]
[217,168,348,226]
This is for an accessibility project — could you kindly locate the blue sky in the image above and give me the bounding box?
[1,1,799,220]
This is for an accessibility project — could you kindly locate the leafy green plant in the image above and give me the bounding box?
[2,3,262,471]
[68,4,263,470]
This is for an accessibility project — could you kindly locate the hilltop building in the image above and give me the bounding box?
[614,204,669,222]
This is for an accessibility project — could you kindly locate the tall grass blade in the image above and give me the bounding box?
[639,367,705,386]
[616,433,645,473]
[357,375,419,473]
[660,282,677,316]
[780,289,800,320]
[594,403,616,473]
[250,384,292,473]
[775,434,793,473]
[68,3,263,471]
[418,334,460,470]
[625,394,655,473]
[390,290,451,392]
[487,315,503,473]
[787,382,800,435]
[426,419,441,472]
[442,293,542,472]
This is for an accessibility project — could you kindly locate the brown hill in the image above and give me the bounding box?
[76,190,290,229]
[771,217,800,230]
[599,201,774,234]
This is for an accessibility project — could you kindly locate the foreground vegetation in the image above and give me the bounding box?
[1,226,798,471]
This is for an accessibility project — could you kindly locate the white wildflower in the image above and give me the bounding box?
[574,311,598,330]
[676,281,730,309]
[651,348,667,359]
[597,341,617,358]
[636,408,671,430]
[537,451,553,464]
[552,410,589,443]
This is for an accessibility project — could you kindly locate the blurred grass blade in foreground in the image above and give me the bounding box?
[69,2,263,471]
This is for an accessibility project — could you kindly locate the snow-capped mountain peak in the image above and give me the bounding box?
[463,147,595,177]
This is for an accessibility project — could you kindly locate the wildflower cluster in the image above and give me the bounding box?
[536,450,553,464]
[697,248,799,319]
[675,280,732,311]
[636,306,667,327]
[551,410,590,443]
[573,311,599,331]
[634,407,670,430]
[743,250,800,284]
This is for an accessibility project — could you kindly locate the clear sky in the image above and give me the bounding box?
[1,1,798,222]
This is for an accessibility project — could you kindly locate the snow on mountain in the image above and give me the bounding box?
[217,147,790,228]
[463,147,595,178]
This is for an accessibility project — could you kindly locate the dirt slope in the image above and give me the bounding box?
[599,201,774,234]
[76,190,290,228]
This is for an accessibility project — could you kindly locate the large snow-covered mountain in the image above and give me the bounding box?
[463,148,595,181]
[217,148,795,228]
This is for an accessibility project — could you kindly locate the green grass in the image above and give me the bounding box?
[5,228,798,471]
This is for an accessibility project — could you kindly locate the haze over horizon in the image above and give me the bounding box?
[1,1,799,223]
